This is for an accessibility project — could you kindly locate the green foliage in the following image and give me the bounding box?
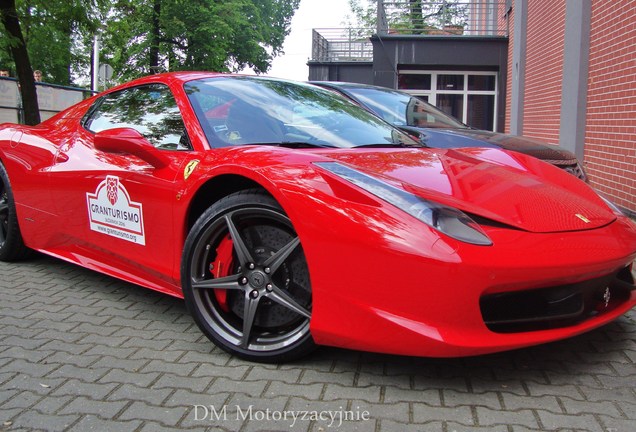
[0,0,299,86]
[102,0,300,81]
[0,0,101,85]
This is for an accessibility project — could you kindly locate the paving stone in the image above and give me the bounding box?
[163,389,230,410]
[245,365,301,383]
[351,400,410,424]
[99,369,160,388]
[536,410,604,432]
[52,379,118,399]
[91,356,149,372]
[474,406,539,429]
[4,375,65,395]
[108,383,173,406]
[446,422,509,432]
[83,345,138,359]
[413,404,474,424]
[597,416,636,432]
[140,359,197,376]
[299,369,356,386]
[152,374,211,393]
[500,392,561,412]
[0,259,635,432]
[443,389,502,410]
[68,415,143,432]
[266,381,323,400]
[9,410,80,432]
[577,385,635,402]
[31,394,74,414]
[0,347,53,363]
[118,401,188,426]
[525,382,584,400]
[0,391,42,410]
[559,397,623,417]
[383,386,441,405]
[356,370,412,389]
[1,358,59,377]
[47,364,111,382]
[192,363,249,381]
[59,396,128,417]
[613,400,636,419]
[0,388,20,406]
[322,383,382,403]
[378,420,444,432]
[176,350,230,366]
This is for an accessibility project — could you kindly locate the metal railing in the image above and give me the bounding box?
[311,1,507,62]
[311,29,374,62]
[378,0,507,36]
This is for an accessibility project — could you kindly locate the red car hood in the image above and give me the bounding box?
[318,148,615,233]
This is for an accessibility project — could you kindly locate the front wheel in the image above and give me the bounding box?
[181,190,315,363]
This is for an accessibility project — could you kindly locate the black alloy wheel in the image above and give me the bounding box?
[182,190,315,363]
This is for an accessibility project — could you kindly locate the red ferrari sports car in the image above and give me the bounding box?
[0,72,635,363]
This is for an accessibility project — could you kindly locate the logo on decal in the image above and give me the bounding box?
[184,159,200,180]
[107,177,119,205]
[86,175,146,245]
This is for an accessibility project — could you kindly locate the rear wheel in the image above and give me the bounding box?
[181,190,315,362]
[0,163,31,261]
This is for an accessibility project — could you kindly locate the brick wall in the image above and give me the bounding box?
[522,0,566,144]
[584,0,636,212]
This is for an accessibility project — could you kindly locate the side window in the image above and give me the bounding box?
[83,84,191,150]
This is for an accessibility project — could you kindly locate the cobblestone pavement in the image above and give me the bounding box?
[0,255,634,432]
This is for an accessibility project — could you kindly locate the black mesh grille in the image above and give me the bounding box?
[480,266,634,333]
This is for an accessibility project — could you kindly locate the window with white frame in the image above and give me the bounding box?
[398,71,498,131]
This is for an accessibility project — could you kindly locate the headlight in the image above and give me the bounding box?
[315,162,492,246]
[576,161,589,182]
[597,191,625,216]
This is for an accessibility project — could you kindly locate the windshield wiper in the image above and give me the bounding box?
[250,142,336,149]
[354,142,423,149]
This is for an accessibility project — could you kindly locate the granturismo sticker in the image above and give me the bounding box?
[86,176,146,245]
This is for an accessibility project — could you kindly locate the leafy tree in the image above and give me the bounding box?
[1,0,102,124]
[347,0,469,35]
[101,0,300,81]
[0,0,39,124]
[0,0,300,124]
[0,0,101,85]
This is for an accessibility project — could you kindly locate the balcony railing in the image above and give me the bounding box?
[311,29,374,62]
[311,0,508,62]
[378,0,507,36]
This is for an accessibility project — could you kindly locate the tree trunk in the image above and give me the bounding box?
[149,0,161,74]
[0,0,40,125]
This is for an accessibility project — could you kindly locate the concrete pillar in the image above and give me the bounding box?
[559,0,591,161]
[509,0,527,135]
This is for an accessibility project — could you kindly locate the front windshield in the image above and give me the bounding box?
[342,86,467,130]
[185,77,420,148]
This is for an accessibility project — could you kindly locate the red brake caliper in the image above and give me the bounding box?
[211,234,234,313]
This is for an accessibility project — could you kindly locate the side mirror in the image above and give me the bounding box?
[94,127,170,168]
[397,126,429,147]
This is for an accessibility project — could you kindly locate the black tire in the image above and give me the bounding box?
[0,163,31,262]
[181,190,315,363]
